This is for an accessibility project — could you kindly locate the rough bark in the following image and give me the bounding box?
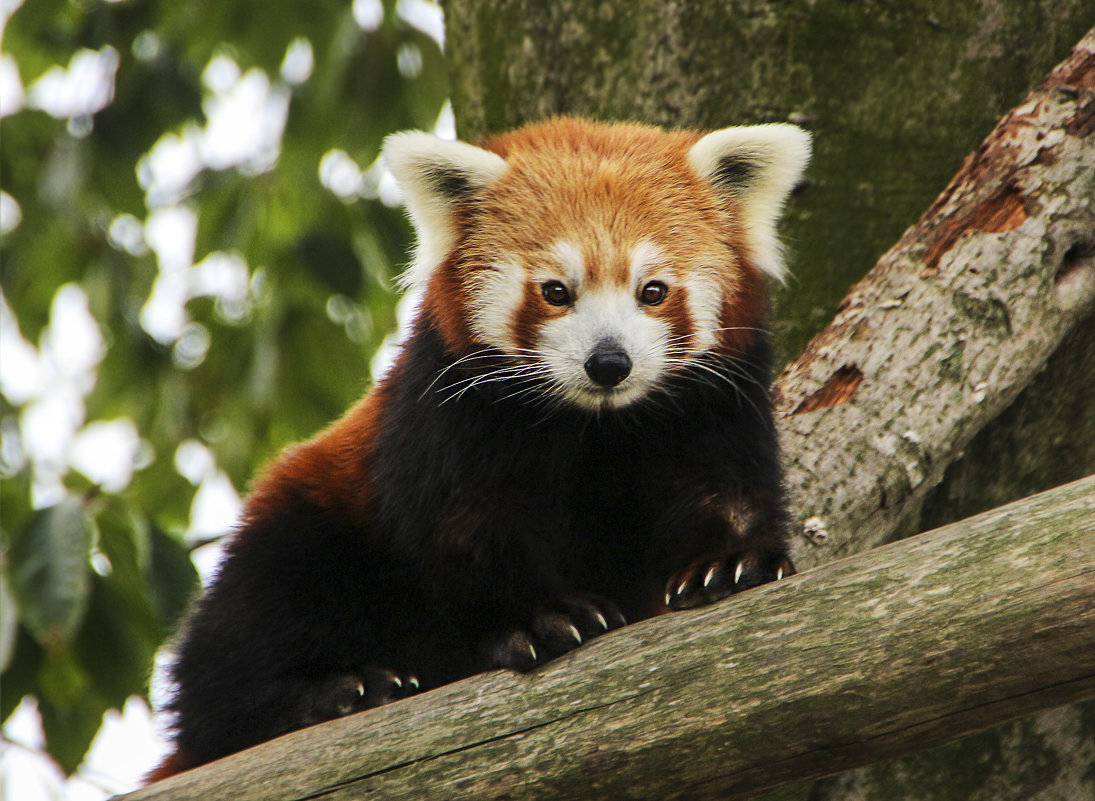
[765,38,1095,796]
[118,477,1095,801]
[804,699,1095,801]
[776,29,1095,572]
[918,311,1095,531]
[786,312,1095,801]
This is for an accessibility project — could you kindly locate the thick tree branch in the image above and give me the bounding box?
[120,477,1095,801]
[776,29,1095,570]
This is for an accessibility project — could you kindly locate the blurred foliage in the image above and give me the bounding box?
[0,0,447,775]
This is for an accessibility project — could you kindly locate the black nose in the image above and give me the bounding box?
[584,341,632,387]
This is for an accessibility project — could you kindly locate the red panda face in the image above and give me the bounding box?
[475,237,713,409]
[385,119,810,410]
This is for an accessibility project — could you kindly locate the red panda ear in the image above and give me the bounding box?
[383,132,509,288]
[687,124,811,282]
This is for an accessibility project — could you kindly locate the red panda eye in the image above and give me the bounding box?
[640,281,668,306]
[541,281,572,306]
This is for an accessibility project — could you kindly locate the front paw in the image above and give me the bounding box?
[486,594,627,672]
[666,549,794,610]
[296,667,422,726]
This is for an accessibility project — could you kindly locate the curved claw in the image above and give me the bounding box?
[667,549,795,610]
[490,595,626,672]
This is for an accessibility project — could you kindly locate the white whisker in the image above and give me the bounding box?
[419,347,500,399]
[434,359,552,406]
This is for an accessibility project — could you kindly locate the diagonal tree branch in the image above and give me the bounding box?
[776,28,1095,570]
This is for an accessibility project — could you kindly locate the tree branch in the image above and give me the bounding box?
[119,476,1095,801]
[776,29,1095,570]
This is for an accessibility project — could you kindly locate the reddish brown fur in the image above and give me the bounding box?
[143,750,192,784]
[244,394,383,532]
[512,278,546,354]
[426,118,766,360]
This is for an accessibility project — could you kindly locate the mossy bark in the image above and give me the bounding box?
[919,312,1095,530]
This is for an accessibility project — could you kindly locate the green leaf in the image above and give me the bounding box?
[75,577,157,707]
[38,677,109,775]
[7,496,95,652]
[148,523,200,628]
[0,569,17,671]
[0,628,42,722]
[35,643,104,774]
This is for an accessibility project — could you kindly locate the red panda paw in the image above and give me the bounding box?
[295,668,422,725]
[486,595,627,672]
[665,549,796,611]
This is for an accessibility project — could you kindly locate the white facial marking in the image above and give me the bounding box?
[467,260,525,350]
[470,238,725,411]
[538,284,671,409]
[628,240,665,286]
[682,264,723,351]
[547,239,585,288]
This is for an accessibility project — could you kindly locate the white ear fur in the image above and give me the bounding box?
[687,124,811,282]
[383,131,509,288]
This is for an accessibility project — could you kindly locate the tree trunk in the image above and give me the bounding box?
[443,7,1095,799]
[117,477,1095,801]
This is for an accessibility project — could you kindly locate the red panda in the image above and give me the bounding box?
[151,117,811,779]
